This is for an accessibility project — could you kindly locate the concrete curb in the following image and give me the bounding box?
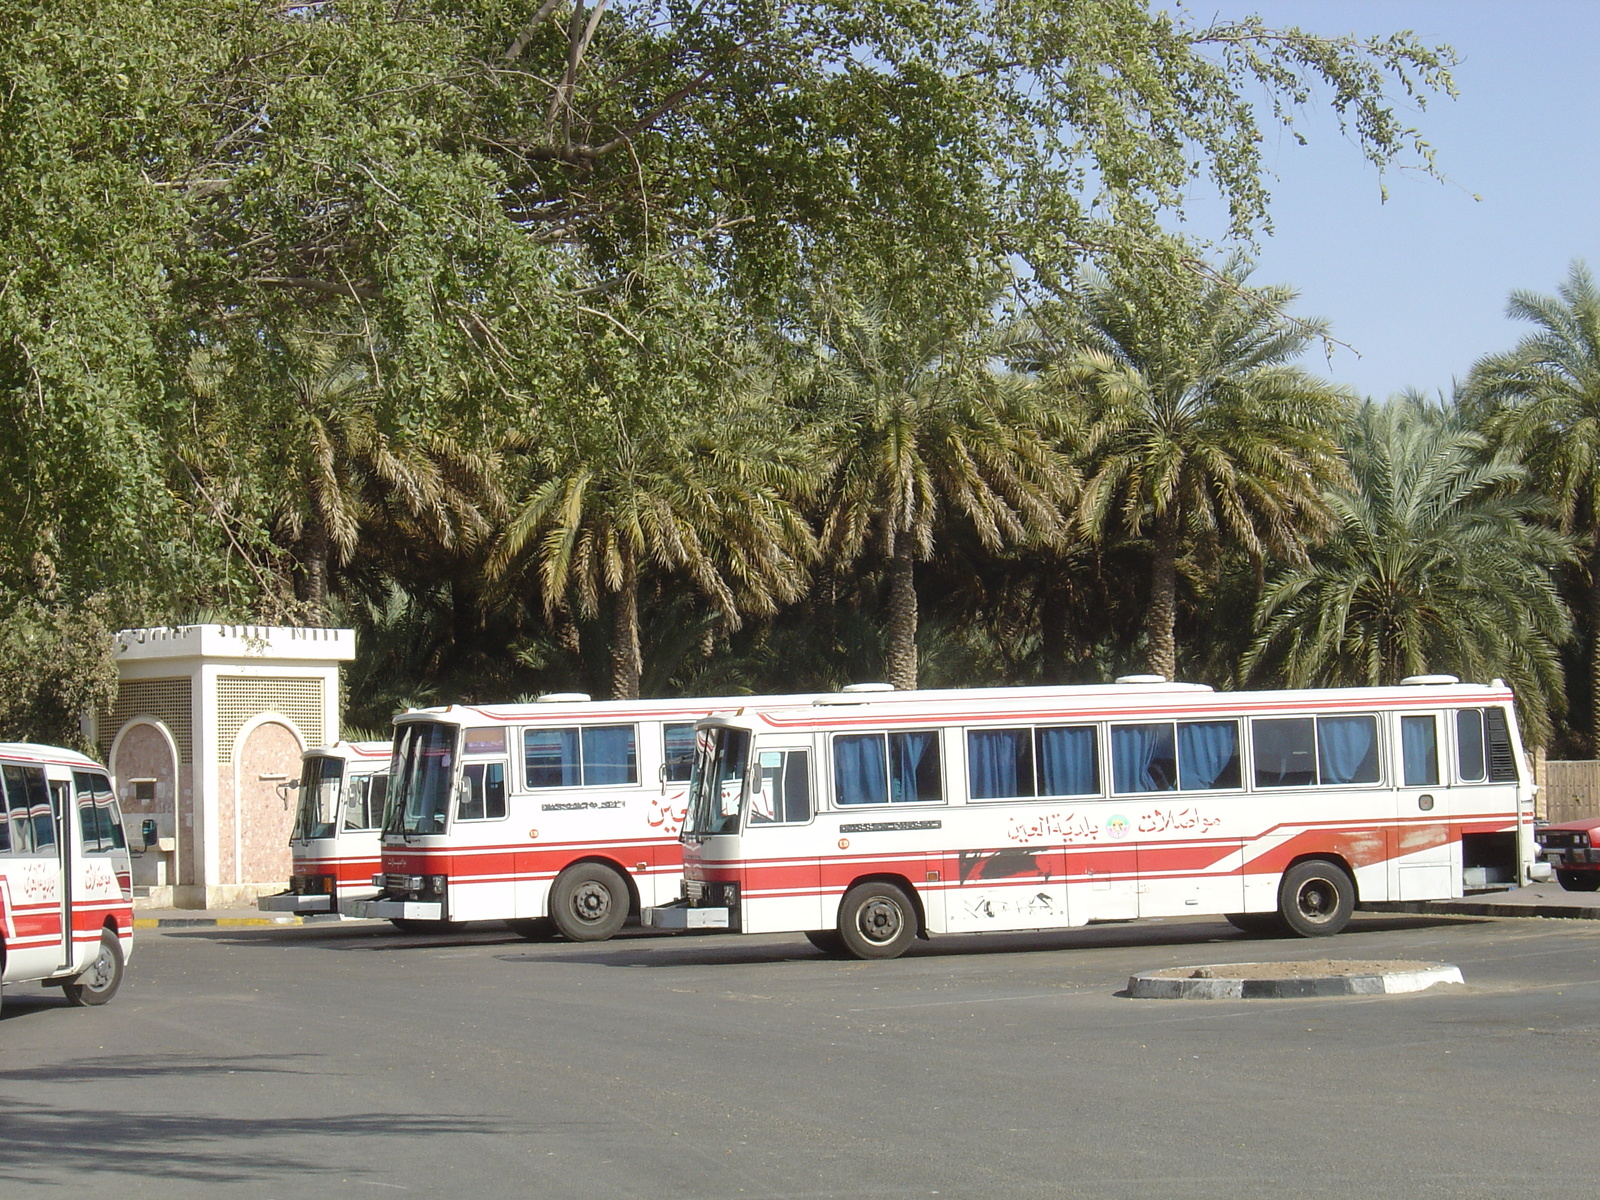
[1128,961,1464,1000]
[1383,899,1600,920]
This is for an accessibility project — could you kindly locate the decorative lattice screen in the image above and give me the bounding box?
[216,676,325,764]
[99,678,193,763]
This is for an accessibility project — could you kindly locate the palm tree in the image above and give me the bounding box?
[490,379,818,701]
[185,325,491,624]
[1467,261,1600,748]
[1058,258,1351,681]
[1244,395,1571,745]
[801,294,1075,690]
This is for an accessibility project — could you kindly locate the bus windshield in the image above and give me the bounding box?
[292,756,344,840]
[387,722,457,836]
[684,726,749,838]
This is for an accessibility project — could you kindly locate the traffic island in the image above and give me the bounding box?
[1127,959,1464,999]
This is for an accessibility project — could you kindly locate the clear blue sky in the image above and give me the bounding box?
[1176,1,1600,401]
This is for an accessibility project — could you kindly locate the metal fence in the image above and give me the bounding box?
[1542,759,1600,824]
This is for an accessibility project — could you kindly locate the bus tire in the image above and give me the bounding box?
[1278,860,1354,938]
[1224,912,1285,937]
[62,928,124,1007]
[1555,869,1600,892]
[550,863,629,942]
[804,929,845,955]
[837,882,916,960]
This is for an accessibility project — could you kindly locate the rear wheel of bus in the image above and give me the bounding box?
[62,928,124,1006]
[550,862,629,941]
[838,881,917,960]
[1279,859,1355,937]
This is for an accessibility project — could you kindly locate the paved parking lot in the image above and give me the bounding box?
[5,908,1600,1199]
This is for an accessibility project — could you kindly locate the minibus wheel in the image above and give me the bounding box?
[838,882,916,959]
[1278,860,1354,938]
[63,928,124,1006]
[550,863,629,941]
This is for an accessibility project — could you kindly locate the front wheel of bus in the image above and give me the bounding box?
[838,882,916,960]
[550,863,629,942]
[1279,860,1354,938]
[1556,869,1600,892]
[62,928,124,1006]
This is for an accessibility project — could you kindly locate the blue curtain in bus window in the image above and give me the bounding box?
[1037,726,1098,796]
[1112,724,1177,793]
[967,729,1031,799]
[525,728,581,788]
[1178,721,1240,790]
[890,731,941,802]
[1455,709,1486,781]
[1401,715,1440,786]
[1317,715,1380,784]
[582,725,637,786]
[834,734,888,805]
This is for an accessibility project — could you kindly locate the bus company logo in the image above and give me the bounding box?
[1105,815,1130,840]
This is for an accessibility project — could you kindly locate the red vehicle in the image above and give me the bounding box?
[1535,820,1600,891]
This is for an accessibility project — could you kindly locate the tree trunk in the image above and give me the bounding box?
[609,553,642,700]
[1143,508,1180,681]
[1039,554,1070,684]
[1589,555,1600,754]
[885,541,918,690]
[303,515,330,625]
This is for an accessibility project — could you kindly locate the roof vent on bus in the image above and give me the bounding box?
[1115,674,1168,685]
[536,692,591,703]
[840,682,895,693]
[1401,675,1459,685]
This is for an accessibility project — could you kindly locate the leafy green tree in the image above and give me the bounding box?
[801,293,1075,689]
[1467,262,1600,749]
[1245,395,1571,745]
[1058,257,1351,681]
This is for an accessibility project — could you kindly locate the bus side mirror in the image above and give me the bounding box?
[141,818,158,848]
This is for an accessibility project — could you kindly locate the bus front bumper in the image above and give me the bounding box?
[642,902,731,930]
[342,898,445,921]
[258,893,334,913]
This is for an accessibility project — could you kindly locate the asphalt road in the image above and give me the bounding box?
[4,910,1599,1199]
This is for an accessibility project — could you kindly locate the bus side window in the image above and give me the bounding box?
[458,763,507,821]
[358,775,391,830]
[74,771,124,851]
[1402,714,1440,787]
[751,751,811,824]
[663,723,696,783]
[6,764,54,852]
[344,777,368,830]
[1456,709,1487,782]
[3,764,30,853]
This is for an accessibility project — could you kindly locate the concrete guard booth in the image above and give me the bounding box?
[92,625,355,909]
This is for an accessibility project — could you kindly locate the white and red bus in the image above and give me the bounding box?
[1,743,133,1012]
[258,741,391,916]
[644,677,1542,958]
[343,686,1090,938]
